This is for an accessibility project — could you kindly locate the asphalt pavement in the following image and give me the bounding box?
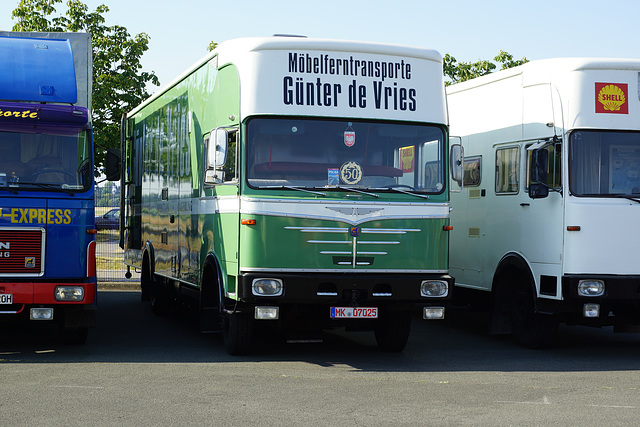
[2,290,640,425]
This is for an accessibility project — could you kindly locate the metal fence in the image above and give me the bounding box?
[95,181,139,284]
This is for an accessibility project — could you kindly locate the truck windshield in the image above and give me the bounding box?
[570,130,640,196]
[246,117,445,193]
[0,130,92,192]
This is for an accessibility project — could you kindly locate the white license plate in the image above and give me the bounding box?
[0,294,13,305]
[330,307,378,319]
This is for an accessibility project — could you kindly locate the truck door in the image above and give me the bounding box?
[450,154,488,289]
[518,84,564,298]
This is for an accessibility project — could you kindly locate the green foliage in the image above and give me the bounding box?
[11,0,160,174]
[207,41,218,52]
[444,50,528,86]
[95,180,119,207]
[494,50,529,70]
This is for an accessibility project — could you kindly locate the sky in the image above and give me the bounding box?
[2,0,640,94]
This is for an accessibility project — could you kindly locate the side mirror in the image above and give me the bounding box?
[529,183,549,199]
[105,148,121,181]
[528,148,549,199]
[207,128,228,169]
[530,148,548,184]
[205,128,230,184]
[450,142,464,184]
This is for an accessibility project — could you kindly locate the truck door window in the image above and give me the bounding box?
[463,156,482,186]
[495,147,520,194]
[526,141,561,190]
[224,130,237,182]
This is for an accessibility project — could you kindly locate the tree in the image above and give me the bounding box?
[444,50,528,86]
[11,0,159,174]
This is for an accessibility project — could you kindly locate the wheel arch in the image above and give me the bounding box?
[489,252,536,334]
[492,252,537,308]
[201,253,225,313]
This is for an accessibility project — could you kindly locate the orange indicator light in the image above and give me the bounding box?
[567,226,581,231]
[443,225,453,231]
[241,219,256,225]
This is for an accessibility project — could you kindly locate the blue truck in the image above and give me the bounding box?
[0,32,96,343]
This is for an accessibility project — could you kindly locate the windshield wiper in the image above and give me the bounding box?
[11,182,76,196]
[261,185,326,196]
[329,186,379,198]
[0,185,19,194]
[372,186,430,200]
[610,194,640,204]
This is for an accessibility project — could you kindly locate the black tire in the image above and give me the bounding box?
[149,275,170,316]
[511,282,558,349]
[59,326,89,345]
[140,255,152,302]
[223,312,254,356]
[374,310,412,352]
[199,261,222,333]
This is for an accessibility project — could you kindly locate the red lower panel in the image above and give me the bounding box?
[0,282,96,305]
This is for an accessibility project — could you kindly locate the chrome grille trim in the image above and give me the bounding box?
[286,225,421,268]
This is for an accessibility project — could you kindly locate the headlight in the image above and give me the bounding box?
[583,303,600,318]
[252,278,283,296]
[577,280,605,297]
[423,307,445,319]
[30,308,54,320]
[255,306,279,320]
[55,286,85,301]
[420,280,449,297]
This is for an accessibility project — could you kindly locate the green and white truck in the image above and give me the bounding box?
[118,36,454,354]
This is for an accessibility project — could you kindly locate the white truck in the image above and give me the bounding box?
[447,58,640,347]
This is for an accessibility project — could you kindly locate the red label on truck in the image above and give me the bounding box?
[595,83,628,114]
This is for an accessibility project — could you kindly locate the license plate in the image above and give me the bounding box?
[0,294,13,305]
[330,307,378,319]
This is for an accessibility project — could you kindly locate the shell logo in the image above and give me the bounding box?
[598,85,625,110]
[400,145,415,173]
[595,83,628,114]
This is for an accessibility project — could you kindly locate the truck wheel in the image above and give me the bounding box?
[511,282,557,349]
[223,312,254,356]
[59,326,89,345]
[149,276,170,316]
[374,311,411,352]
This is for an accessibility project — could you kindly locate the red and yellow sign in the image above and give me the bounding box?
[400,145,415,173]
[595,82,628,114]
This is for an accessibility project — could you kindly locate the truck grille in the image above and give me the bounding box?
[0,228,45,277]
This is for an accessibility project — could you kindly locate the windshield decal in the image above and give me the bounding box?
[340,161,363,185]
[344,123,356,147]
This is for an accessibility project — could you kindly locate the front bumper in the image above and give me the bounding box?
[237,272,453,304]
[0,281,96,326]
[536,275,640,327]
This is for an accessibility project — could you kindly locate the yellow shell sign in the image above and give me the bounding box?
[596,83,628,114]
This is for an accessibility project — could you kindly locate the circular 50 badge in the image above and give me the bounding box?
[340,161,363,185]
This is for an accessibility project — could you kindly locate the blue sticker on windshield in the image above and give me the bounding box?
[328,168,339,186]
